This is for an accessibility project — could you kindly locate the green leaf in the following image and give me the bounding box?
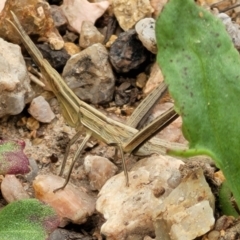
[0,139,30,175]
[156,0,240,208]
[219,181,239,217]
[0,199,59,240]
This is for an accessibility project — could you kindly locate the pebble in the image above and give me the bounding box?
[64,42,80,55]
[214,215,234,231]
[144,237,155,240]
[112,0,154,31]
[105,35,118,48]
[49,228,90,240]
[218,13,240,49]
[96,155,184,239]
[33,174,96,226]
[150,0,168,18]
[213,170,225,186]
[0,38,32,118]
[25,158,39,182]
[154,167,215,240]
[62,43,115,104]
[0,0,5,13]
[207,230,220,240]
[79,21,104,49]
[1,175,30,203]
[36,43,70,71]
[28,96,55,123]
[109,30,149,73]
[84,155,118,191]
[50,5,68,33]
[63,31,79,43]
[216,218,240,239]
[135,18,157,54]
[143,62,164,95]
[61,0,109,34]
[26,117,40,131]
[136,72,147,88]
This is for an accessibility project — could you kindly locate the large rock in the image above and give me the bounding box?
[0,38,32,118]
[62,43,115,104]
[96,155,184,239]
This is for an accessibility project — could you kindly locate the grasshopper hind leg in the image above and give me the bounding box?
[109,143,129,187]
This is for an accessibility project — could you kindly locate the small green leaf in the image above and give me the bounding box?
[0,139,30,175]
[156,0,240,208]
[0,199,60,240]
[219,181,239,217]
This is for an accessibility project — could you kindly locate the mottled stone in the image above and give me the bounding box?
[0,0,64,50]
[28,96,55,123]
[0,38,32,118]
[109,30,149,73]
[63,43,115,104]
[135,18,157,54]
[96,155,184,239]
[33,174,96,226]
[37,43,70,71]
[112,0,154,31]
[79,21,104,49]
[1,175,30,203]
[84,155,118,191]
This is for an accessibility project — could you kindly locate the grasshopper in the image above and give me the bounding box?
[9,12,184,191]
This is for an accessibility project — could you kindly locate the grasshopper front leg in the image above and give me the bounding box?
[59,131,82,177]
[54,131,92,192]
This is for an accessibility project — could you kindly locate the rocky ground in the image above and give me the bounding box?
[1,0,240,239]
